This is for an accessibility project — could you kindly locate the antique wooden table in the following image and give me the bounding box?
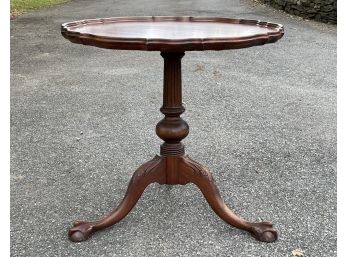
[61,16,284,243]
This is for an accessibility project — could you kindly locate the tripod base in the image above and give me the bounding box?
[68,155,277,243]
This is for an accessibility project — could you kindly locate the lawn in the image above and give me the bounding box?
[11,0,67,16]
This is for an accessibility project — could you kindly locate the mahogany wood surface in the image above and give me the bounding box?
[63,17,283,244]
[61,16,284,51]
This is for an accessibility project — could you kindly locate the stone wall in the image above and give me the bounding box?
[260,0,336,24]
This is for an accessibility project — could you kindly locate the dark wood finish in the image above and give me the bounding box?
[68,52,278,243]
[61,16,284,51]
[69,155,277,243]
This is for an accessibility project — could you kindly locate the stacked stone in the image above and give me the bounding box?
[261,0,336,24]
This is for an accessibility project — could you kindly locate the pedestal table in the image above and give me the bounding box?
[61,16,284,243]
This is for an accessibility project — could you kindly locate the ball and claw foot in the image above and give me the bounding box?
[68,221,96,242]
[249,222,278,243]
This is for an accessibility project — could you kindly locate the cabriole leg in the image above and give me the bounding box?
[179,156,278,243]
[68,155,166,242]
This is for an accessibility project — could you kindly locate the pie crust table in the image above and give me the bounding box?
[61,16,284,243]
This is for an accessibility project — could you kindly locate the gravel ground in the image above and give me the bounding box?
[10,0,336,256]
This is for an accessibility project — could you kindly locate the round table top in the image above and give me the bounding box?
[61,16,284,51]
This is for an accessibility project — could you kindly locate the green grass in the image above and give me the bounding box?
[11,0,67,16]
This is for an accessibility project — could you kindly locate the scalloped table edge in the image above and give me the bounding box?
[61,16,284,51]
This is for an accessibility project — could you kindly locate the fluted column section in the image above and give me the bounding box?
[156,52,189,156]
